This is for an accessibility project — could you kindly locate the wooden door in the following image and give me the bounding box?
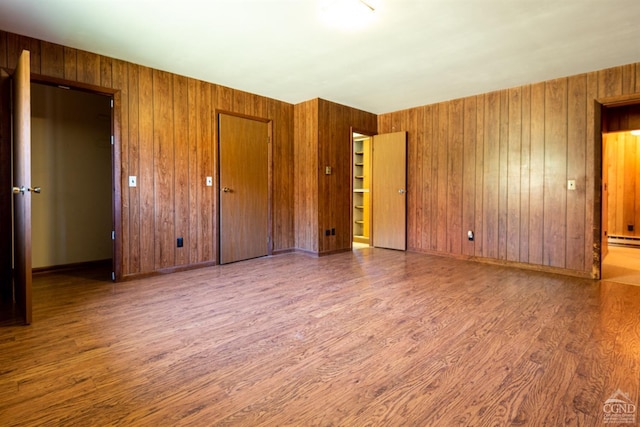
[601,132,609,260]
[12,50,32,324]
[219,114,269,264]
[372,131,407,250]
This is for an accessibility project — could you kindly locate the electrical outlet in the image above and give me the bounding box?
[467,230,474,241]
[325,229,330,236]
[331,228,335,235]
[128,176,137,187]
[177,237,183,248]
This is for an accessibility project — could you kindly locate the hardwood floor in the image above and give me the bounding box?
[1,249,639,426]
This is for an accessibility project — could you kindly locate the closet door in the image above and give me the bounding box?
[218,114,269,264]
[372,131,407,250]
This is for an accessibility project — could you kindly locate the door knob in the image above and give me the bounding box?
[222,187,232,193]
[12,186,25,194]
[30,187,41,193]
[398,189,406,194]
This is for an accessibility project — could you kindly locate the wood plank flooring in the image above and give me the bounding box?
[1,249,639,426]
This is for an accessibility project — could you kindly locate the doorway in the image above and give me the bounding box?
[218,113,270,264]
[31,83,113,276]
[601,102,640,285]
[352,132,372,248]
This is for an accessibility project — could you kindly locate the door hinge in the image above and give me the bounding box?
[110,99,114,108]
[111,230,115,240]
[111,271,115,281]
[111,135,114,145]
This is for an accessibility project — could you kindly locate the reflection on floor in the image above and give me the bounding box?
[602,245,640,286]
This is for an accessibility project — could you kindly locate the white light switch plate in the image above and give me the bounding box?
[129,176,137,187]
[567,179,576,190]
[206,176,213,187]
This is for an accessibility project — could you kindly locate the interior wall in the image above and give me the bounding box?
[31,84,112,268]
[378,62,640,277]
[0,30,295,279]
[605,131,640,238]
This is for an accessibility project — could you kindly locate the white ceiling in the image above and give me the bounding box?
[1,0,639,114]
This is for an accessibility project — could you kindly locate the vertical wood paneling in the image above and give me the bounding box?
[63,47,77,81]
[598,67,623,99]
[187,79,199,264]
[474,95,485,257]
[173,75,189,266]
[584,71,598,272]
[422,105,435,251]
[606,132,640,238]
[436,103,448,252]
[519,85,531,262]
[543,78,568,268]
[153,70,175,269]
[483,92,501,259]
[506,88,522,262]
[447,99,463,254]
[528,83,545,265]
[128,64,141,274]
[195,80,213,262]
[138,66,155,273]
[498,90,509,260]
[0,31,7,68]
[462,97,476,257]
[566,74,587,270]
[40,41,64,78]
[112,59,129,275]
[6,33,30,70]
[100,56,113,88]
[77,50,100,86]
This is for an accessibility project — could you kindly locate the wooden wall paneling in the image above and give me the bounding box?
[127,63,141,274]
[216,85,233,111]
[0,69,11,300]
[63,46,77,81]
[497,90,509,260]
[622,64,636,95]
[519,85,531,262]
[0,31,7,68]
[598,67,623,99]
[506,87,522,262]
[6,33,31,70]
[152,70,175,269]
[623,133,637,235]
[196,80,213,263]
[28,37,40,75]
[173,75,190,266]
[606,133,618,234]
[112,59,129,277]
[436,102,449,252]
[270,99,294,251]
[40,40,64,79]
[422,105,435,251]
[474,95,485,257]
[636,63,640,93]
[462,97,477,256]
[77,50,100,86]
[100,56,113,88]
[585,71,598,273]
[210,84,219,261]
[447,99,463,254]
[566,74,587,270]
[427,106,439,251]
[187,79,199,264]
[138,66,155,273]
[482,92,501,259]
[543,78,568,268]
[636,134,640,236]
[528,83,545,265]
[293,99,318,252]
[407,107,420,251]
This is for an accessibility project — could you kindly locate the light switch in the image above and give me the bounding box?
[325,166,332,175]
[129,176,137,187]
[567,179,576,190]
[206,176,213,187]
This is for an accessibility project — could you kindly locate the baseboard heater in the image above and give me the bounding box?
[608,235,640,247]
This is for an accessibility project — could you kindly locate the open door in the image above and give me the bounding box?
[372,131,407,250]
[219,114,269,264]
[602,132,609,261]
[12,50,32,324]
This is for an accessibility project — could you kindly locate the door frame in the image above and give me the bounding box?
[350,128,376,248]
[594,94,640,279]
[215,110,273,264]
[30,73,121,281]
